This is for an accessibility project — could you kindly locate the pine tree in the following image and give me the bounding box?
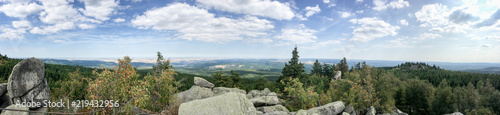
[278,46,305,82]
[311,59,322,75]
[322,63,333,79]
[337,57,349,77]
[153,52,171,75]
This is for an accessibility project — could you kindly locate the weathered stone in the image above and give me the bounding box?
[306,101,345,115]
[342,112,351,115]
[213,87,246,95]
[1,105,29,115]
[178,92,256,115]
[8,57,50,109]
[366,106,376,115]
[334,71,341,80]
[378,113,391,115]
[264,111,288,115]
[295,109,307,115]
[257,105,289,113]
[344,104,355,114]
[247,88,272,99]
[193,77,214,88]
[257,111,264,115]
[250,92,280,107]
[444,112,464,115]
[0,83,7,96]
[175,86,214,104]
[392,108,407,115]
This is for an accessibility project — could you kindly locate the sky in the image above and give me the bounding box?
[0,0,499,63]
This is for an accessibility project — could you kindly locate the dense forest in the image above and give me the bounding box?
[1,49,500,114]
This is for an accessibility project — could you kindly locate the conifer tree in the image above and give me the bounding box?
[311,59,322,75]
[278,46,305,82]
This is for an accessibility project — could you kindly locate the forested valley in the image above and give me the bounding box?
[1,47,500,114]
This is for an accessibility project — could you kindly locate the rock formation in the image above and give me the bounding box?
[212,87,246,95]
[193,77,214,88]
[178,92,256,115]
[334,71,341,80]
[7,58,50,109]
[175,86,214,104]
[306,101,345,115]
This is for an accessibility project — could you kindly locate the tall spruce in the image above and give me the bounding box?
[278,46,305,82]
[311,59,322,75]
[337,57,349,77]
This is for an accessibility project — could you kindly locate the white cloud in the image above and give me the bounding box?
[113,18,125,22]
[132,3,274,43]
[323,0,330,4]
[196,0,295,20]
[125,0,142,2]
[30,22,75,34]
[12,20,31,29]
[480,43,491,48]
[373,0,409,11]
[305,5,321,17]
[388,37,411,47]
[274,24,317,45]
[400,19,408,26]
[475,36,500,41]
[349,17,400,42]
[416,33,442,40]
[0,25,25,40]
[415,3,470,33]
[356,0,363,3]
[338,11,353,18]
[78,24,95,29]
[0,2,43,18]
[356,10,364,13]
[78,0,119,21]
[244,38,273,44]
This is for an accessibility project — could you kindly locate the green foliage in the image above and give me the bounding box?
[404,79,435,115]
[311,60,322,75]
[278,46,305,83]
[321,63,335,79]
[375,72,401,113]
[431,79,454,115]
[213,69,242,88]
[337,57,349,77]
[280,77,319,111]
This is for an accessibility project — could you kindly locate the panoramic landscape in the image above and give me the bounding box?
[1,0,500,115]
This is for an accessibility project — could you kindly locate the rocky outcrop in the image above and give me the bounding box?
[212,87,246,95]
[263,111,288,115]
[334,71,341,80]
[306,101,345,115]
[344,104,356,115]
[7,58,50,109]
[295,110,307,115]
[250,92,280,107]
[391,108,408,115]
[193,77,214,88]
[247,88,271,99]
[256,104,289,113]
[366,106,376,115]
[0,83,10,108]
[175,86,214,104]
[1,104,29,115]
[178,92,256,115]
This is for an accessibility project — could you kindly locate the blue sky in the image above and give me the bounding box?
[0,0,499,63]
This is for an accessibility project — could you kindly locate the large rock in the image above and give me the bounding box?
[193,77,214,88]
[250,92,280,107]
[0,83,7,96]
[306,101,345,115]
[178,92,257,115]
[256,105,289,113]
[263,111,288,115]
[295,109,307,115]
[1,104,29,115]
[392,108,407,115]
[175,86,214,104]
[0,83,9,108]
[212,87,246,95]
[334,71,341,80]
[7,58,50,109]
[344,105,356,115]
[366,106,376,115]
[247,88,271,99]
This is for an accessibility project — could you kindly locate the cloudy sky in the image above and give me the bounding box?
[0,0,499,63]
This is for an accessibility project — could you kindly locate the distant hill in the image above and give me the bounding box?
[43,59,154,69]
[463,67,500,74]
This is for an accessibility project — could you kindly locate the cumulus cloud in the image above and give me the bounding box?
[30,22,75,34]
[12,20,32,29]
[480,43,491,48]
[349,17,400,42]
[474,9,500,28]
[113,18,125,22]
[373,0,409,11]
[338,11,353,18]
[0,2,43,18]
[415,3,469,33]
[0,25,26,40]
[305,5,321,17]
[78,24,95,29]
[416,33,442,40]
[274,24,317,45]
[323,0,330,4]
[244,38,273,44]
[448,10,478,24]
[78,0,119,21]
[400,19,408,26]
[132,3,274,43]
[196,0,295,20]
[356,0,363,3]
